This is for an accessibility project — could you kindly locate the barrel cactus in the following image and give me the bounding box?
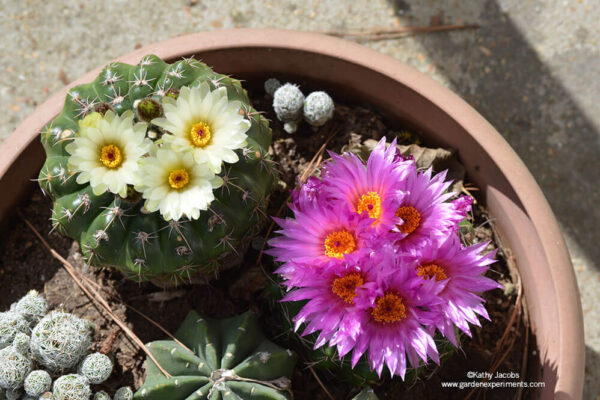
[38,55,276,285]
[134,311,297,400]
[0,333,33,390]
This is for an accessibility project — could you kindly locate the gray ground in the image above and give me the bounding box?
[0,0,598,398]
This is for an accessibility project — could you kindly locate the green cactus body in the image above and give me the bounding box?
[352,387,378,400]
[39,55,276,284]
[135,311,297,400]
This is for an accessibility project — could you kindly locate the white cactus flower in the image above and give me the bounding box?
[153,83,250,174]
[66,111,151,198]
[135,148,223,221]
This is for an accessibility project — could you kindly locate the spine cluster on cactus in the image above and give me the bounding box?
[30,311,93,373]
[39,55,277,285]
[135,311,297,400]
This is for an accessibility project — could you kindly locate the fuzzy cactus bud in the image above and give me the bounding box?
[78,353,113,384]
[15,290,48,326]
[52,374,91,400]
[39,392,53,399]
[303,91,334,127]
[78,112,103,131]
[24,370,52,397]
[264,78,282,96]
[273,83,304,133]
[30,312,93,373]
[0,335,33,389]
[94,391,111,400]
[113,386,133,400]
[134,98,163,122]
[0,312,30,349]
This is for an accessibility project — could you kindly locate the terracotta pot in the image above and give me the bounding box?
[0,29,583,399]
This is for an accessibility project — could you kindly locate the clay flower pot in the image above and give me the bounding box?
[0,29,583,399]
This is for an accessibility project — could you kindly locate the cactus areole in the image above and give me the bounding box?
[38,55,276,285]
[135,311,297,400]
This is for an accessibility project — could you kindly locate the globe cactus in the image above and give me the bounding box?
[38,55,277,285]
[93,391,111,400]
[273,83,304,134]
[14,290,48,325]
[0,333,33,390]
[24,370,53,397]
[30,311,93,373]
[114,387,133,400]
[77,353,113,385]
[52,374,91,400]
[0,312,30,350]
[264,78,282,97]
[303,91,334,127]
[134,311,297,400]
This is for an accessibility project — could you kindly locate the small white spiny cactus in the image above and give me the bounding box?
[273,83,305,134]
[303,91,335,127]
[77,353,113,385]
[15,290,48,326]
[94,390,111,400]
[0,311,30,349]
[114,386,133,400]
[52,374,91,400]
[30,311,94,373]
[0,333,34,390]
[24,370,52,397]
[264,78,282,96]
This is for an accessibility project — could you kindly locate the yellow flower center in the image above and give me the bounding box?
[99,144,123,169]
[395,206,421,235]
[356,191,382,222]
[371,292,406,324]
[331,273,364,304]
[189,121,212,147]
[416,263,448,281]
[168,168,190,190]
[324,230,357,259]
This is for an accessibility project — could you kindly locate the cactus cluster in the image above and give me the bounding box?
[135,311,297,400]
[268,80,335,133]
[0,291,131,400]
[38,55,277,285]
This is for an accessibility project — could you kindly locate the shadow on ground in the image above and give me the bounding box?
[386,0,599,398]
[387,0,600,270]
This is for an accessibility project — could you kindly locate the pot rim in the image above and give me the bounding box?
[0,28,583,398]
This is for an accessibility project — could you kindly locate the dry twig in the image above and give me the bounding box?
[21,215,173,379]
[307,365,335,400]
[317,24,479,41]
